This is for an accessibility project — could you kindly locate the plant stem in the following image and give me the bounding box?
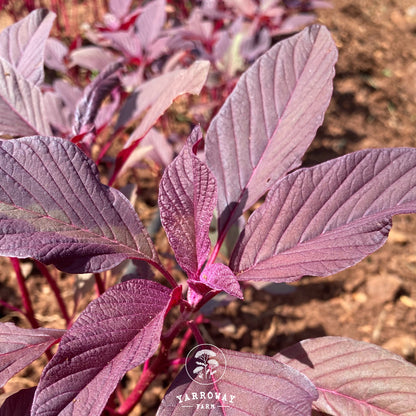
[10,257,39,329]
[94,273,106,295]
[116,347,168,415]
[0,299,24,315]
[50,0,62,33]
[96,138,116,165]
[188,318,205,344]
[148,260,178,289]
[104,405,119,415]
[168,357,186,367]
[35,261,71,326]
[195,289,221,312]
[177,326,193,358]
[143,358,150,372]
[95,124,125,166]
[207,227,227,267]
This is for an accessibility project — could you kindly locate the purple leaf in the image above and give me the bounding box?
[0,59,52,136]
[188,263,243,305]
[311,0,332,8]
[102,13,122,31]
[205,25,337,236]
[94,88,121,132]
[69,46,119,72]
[101,30,142,59]
[0,322,65,387]
[224,0,257,15]
[109,0,133,19]
[166,8,214,52]
[0,136,159,273]
[117,60,210,178]
[53,79,83,111]
[157,347,317,415]
[140,127,174,168]
[73,61,123,136]
[215,21,246,77]
[0,9,56,85]
[213,28,234,63]
[275,336,416,415]
[159,127,216,279]
[240,26,271,61]
[116,128,174,177]
[146,35,170,63]
[230,148,416,282]
[43,90,73,135]
[120,60,210,146]
[276,14,317,36]
[32,279,172,416]
[44,37,68,73]
[118,136,156,172]
[0,386,36,416]
[135,0,166,51]
[43,80,82,135]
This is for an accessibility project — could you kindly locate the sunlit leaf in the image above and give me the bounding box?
[205,25,337,236]
[0,136,159,273]
[0,9,55,85]
[32,280,172,416]
[231,148,416,282]
[159,127,216,278]
[275,336,416,415]
[158,347,317,415]
[0,59,51,136]
[0,323,64,387]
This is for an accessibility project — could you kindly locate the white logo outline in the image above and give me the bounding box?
[185,344,226,385]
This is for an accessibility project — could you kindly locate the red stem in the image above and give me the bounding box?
[115,349,168,415]
[148,260,178,289]
[195,289,221,312]
[188,319,205,344]
[0,299,24,315]
[206,212,231,268]
[142,358,150,372]
[168,357,186,367]
[177,313,206,359]
[10,258,39,329]
[35,261,71,326]
[94,273,106,296]
[9,258,54,360]
[177,326,193,358]
[25,0,35,11]
[95,124,125,166]
[96,138,116,165]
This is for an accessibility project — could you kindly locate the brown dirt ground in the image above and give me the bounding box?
[1,0,416,415]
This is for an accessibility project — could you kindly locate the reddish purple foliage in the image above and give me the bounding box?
[1,3,416,416]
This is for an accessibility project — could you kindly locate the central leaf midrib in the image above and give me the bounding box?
[218,32,321,239]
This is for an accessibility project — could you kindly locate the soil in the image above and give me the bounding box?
[1,0,416,415]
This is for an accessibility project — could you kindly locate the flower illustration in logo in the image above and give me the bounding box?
[193,349,219,380]
[185,344,226,385]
